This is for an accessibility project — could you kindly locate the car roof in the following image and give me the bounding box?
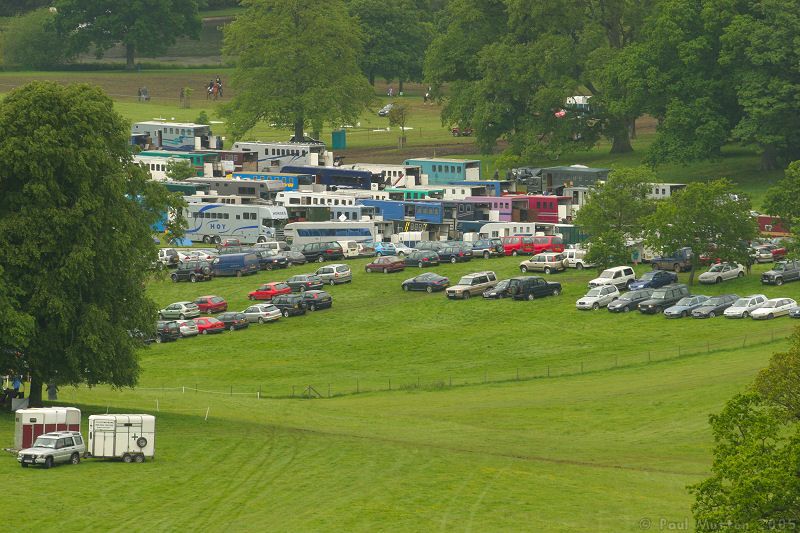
[39,431,81,437]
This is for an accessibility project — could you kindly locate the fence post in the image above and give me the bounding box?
[547,366,550,377]
[195,383,198,393]
[258,385,262,399]
[356,378,359,394]
[516,368,519,380]
[389,378,391,391]
[648,351,651,363]
[449,376,452,387]
[707,341,710,353]
[678,345,681,357]
[292,385,295,397]
[417,376,420,388]
[580,362,584,373]
[743,335,746,348]
[614,356,618,368]
[772,329,775,342]
[230,385,232,397]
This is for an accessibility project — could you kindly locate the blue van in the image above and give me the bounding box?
[212,253,259,277]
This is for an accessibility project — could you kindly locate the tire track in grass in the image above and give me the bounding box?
[465,467,505,533]
[438,470,478,531]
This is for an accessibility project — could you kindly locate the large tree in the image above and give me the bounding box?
[637,0,800,170]
[764,160,800,254]
[424,0,655,157]
[347,0,433,89]
[222,0,375,141]
[574,167,655,269]
[53,0,201,70]
[643,179,757,284]
[0,82,183,405]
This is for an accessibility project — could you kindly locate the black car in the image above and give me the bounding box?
[155,320,181,343]
[286,274,324,292]
[607,289,654,313]
[254,250,289,270]
[507,276,561,300]
[638,284,691,314]
[281,250,308,265]
[401,272,450,292]
[171,261,214,283]
[472,238,504,258]
[483,279,511,299]
[628,270,678,290]
[216,312,250,331]
[437,245,472,264]
[271,294,307,317]
[691,294,739,318]
[404,250,440,268]
[301,290,333,311]
[300,242,345,263]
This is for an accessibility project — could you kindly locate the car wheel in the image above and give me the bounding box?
[299,287,305,292]
[592,302,599,310]
[576,263,584,270]
[158,313,165,319]
[227,325,234,331]
[768,313,774,319]
[214,236,222,244]
[623,305,630,313]
[189,274,197,283]
[527,294,535,301]
[418,261,424,268]
[716,277,722,284]
[553,288,561,296]
[403,285,409,291]
[483,251,490,259]
[398,252,405,257]
[329,279,336,286]
[462,291,471,300]
[709,311,715,318]
[742,311,749,318]
[179,314,185,320]
[236,270,242,278]
[282,310,290,317]
[681,311,687,318]
[171,274,178,282]
[258,317,264,324]
[70,453,80,465]
[544,267,551,274]
[123,454,133,464]
[738,271,744,278]
[44,456,54,469]
[384,268,389,274]
[318,256,325,263]
[512,250,518,256]
[626,280,634,289]
[134,454,145,463]
[366,268,372,273]
[450,257,457,264]
[202,329,208,335]
[155,336,162,344]
[776,278,784,286]
[426,286,433,293]
[310,304,317,311]
[520,266,528,273]
[249,295,255,301]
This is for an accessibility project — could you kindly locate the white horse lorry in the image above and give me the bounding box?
[183,203,289,244]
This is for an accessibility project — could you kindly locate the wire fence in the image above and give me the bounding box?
[83,324,798,402]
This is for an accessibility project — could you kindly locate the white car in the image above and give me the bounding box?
[698,263,745,284]
[393,243,417,257]
[588,266,636,289]
[750,298,797,320]
[563,249,594,270]
[723,294,768,318]
[242,304,281,324]
[576,285,620,310]
[18,431,85,469]
[175,319,199,337]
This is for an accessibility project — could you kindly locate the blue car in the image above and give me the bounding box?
[374,242,397,256]
[628,269,678,291]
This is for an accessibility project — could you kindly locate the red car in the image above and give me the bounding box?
[193,317,225,334]
[248,281,292,301]
[193,295,228,314]
[502,236,536,256]
[365,255,405,273]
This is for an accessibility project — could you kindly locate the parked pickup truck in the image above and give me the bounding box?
[761,260,800,286]
[651,247,693,272]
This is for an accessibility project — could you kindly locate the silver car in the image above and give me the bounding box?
[175,319,199,337]
[18,431,85,469]
[698,263,745,284]
[242,304,281,324]
[315,263,352,285]
[159,301,200,320]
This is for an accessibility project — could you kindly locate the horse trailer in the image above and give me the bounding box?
[88,414,156,463]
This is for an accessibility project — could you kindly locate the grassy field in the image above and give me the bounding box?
[1,254,794,529]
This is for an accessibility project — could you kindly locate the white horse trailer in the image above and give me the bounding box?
[88,414,156,463]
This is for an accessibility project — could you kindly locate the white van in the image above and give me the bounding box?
[563,249,594,270]
[254,241,291,253]
[336,240,360,258]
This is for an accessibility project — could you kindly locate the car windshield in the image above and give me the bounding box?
[705,297,725,305]
[494,280,509,290]
[586,288,603,297]
[599,270,615,278]
[708,264,723,272]
[762,301,778,308]
[773,263,786,271]
[417,273,435,281]
[640,272,656,280]
[651,289,668,299]
[33,437,57,448]
[675,298,693,306]
[457,277,473,285]
[732,298,750,307]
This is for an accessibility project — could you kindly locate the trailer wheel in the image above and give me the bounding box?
[70,453,80,465]
[123,454,133,463]
[134,454,145,463]
[203,235,212,244]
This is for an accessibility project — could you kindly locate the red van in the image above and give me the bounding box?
[533,235,565,254]
[502,236,536,256]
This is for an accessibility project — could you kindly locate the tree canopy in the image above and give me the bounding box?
[222,0,375,141]
[346,0,433,87]
[424,0,654,157]
[643,179,756,284]
[0,81,183,405]
[53,0,201,70]
[574,167,655,269]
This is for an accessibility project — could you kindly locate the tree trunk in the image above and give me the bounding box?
[294,120,304,142]
[28,375,43,407]
[760,145,779,171]
[125,43,136,71]
[368,71,375,86]
[399,79,404,94]
[608,117,634,153]
[628,118,637,140]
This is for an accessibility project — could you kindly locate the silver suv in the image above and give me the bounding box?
[315,263,352,285]
[18,431,86,469]
[446,271,498,300]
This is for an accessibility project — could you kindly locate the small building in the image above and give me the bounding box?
[403,158,481,185]
[540,165,610,194]
[647,183,686,200]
